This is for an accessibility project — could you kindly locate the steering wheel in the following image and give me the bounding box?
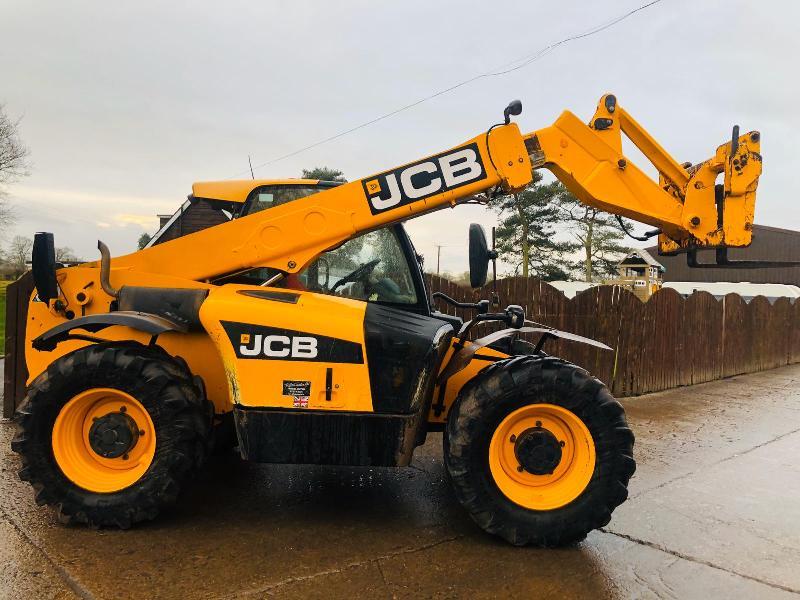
[330,259,381,293]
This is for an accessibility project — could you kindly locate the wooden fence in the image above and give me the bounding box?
[427,275,800,397]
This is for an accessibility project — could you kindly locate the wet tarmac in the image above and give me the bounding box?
[2,363,799,599]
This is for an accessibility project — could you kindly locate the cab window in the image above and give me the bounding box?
[215,228,418,306]
[244,185,327,215]
[300,229,418,305]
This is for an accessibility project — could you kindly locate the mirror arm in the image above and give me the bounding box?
[432,292,489,313]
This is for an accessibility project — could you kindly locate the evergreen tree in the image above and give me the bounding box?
[301,167,347,182]
[487,172,575,280]
[555,190,631,282]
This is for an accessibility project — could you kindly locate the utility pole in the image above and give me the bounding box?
[433,244,446,275]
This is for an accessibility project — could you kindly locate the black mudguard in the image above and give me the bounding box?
[438,325,611,384]
[32,311,186,352]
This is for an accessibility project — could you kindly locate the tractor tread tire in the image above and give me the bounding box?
[12,342,211,528]
[444,355,635,547]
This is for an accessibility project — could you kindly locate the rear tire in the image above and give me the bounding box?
[444,355,635,546]
[12,343,211,528]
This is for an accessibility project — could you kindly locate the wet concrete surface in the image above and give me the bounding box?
[2,363,799,599]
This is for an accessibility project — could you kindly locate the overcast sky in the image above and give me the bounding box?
[2,0,798,274]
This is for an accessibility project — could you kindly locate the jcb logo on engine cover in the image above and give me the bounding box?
[222,321,364,363]
[240,333,318,358]
[363,142,486,214]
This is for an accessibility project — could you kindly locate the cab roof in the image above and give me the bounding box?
[191,179,338,204]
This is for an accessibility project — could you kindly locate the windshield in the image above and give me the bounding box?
[300,228,418,304]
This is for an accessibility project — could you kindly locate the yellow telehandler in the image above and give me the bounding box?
[10,95,776,545]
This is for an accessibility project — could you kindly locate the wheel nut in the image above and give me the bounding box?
[509,434,516,443]
[535,421,542,427]
[139,430,145,436]
[122,453,129,460]
[559,440,565,447]
[119,406,127,413]
[517,465,524,472]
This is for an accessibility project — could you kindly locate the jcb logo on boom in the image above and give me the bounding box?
[239,333,318,359]
[363,142,486,214]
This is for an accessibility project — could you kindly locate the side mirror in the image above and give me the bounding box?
[469,224,492,288]
[32,232,59,302]
[503,99,523,125]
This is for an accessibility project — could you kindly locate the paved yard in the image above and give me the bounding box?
[2,364,799,599]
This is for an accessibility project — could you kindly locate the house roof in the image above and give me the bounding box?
[618,248,665,271]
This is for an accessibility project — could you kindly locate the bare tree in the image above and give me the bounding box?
[8,235,33,278]
[55,246,79,263]
[0,104,30,234]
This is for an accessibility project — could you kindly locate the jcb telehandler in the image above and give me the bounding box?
[10,95,770,546]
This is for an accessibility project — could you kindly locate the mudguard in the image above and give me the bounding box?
[438,325,611,384]
[32,311,186,352]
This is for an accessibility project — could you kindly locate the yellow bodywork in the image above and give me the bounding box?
[200,286,373,411]
[24,94,763,424]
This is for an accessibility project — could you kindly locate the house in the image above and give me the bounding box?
[148,198,229,247]
[604,249,665,300]
[645,224,800,286]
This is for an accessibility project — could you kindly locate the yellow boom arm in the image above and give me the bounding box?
[107,94,761,282]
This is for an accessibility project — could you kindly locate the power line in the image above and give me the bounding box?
[233,0,666,178]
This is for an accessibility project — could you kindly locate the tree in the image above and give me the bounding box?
[137,233,152,250]
[301,167,347,182]
[7,235,32,278]
[55,246,79,263]
[487,172,576,280]
[554,189,632,282]
[0,104,29,235]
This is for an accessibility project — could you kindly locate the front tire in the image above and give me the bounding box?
[444,355,635,546]
[12,343,211,528]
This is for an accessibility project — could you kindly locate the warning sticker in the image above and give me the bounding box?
[283,380,311,408]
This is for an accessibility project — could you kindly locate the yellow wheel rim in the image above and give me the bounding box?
[488,404,595,511]
[52,388,156,493]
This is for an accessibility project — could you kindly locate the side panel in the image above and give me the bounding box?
[200,286,374,411]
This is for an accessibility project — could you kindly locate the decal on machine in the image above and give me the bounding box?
[363,142,486,215]
[221,321,364,363]
[283,380,311,408]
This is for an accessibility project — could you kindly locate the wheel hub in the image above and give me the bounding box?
[88,412,140,459]
[514,426,563,475]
